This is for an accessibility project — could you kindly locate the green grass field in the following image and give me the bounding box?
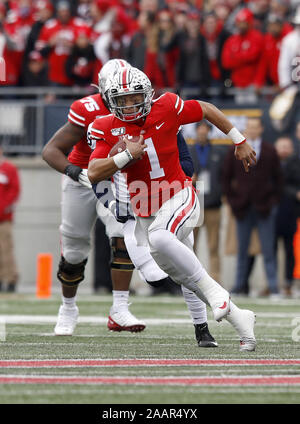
[0,293,299,404]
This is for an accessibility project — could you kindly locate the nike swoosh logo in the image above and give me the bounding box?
[156,122,165,130]
[219,301,227,309]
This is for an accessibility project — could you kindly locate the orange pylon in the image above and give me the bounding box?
[36,253,52,298]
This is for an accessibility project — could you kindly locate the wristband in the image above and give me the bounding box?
[64,164,82,181]
[227,127,246,145]
[113,149,133,169]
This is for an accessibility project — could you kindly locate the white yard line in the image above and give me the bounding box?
[0,312,299,325]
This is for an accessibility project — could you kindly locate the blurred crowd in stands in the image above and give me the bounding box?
[0,0,300,97]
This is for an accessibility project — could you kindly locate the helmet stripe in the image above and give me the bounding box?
[122,69,129,91]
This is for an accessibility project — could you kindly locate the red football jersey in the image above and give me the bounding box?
[89,92,203,216]
[67,94,110,168]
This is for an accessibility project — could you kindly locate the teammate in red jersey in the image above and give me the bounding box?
[88,67,257,351]
[42,59,146,335]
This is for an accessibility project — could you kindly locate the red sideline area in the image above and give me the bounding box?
[0,375,300,386]
[0,359,300,368]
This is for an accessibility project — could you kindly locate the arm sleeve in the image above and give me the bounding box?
[177,131,194,177]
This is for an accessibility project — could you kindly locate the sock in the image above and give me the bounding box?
[62,295,76,309]
[112,290,129,311]
[181,285,207,325]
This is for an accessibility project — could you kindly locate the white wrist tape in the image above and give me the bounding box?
[113,149,133,169]
[227,127,246,145]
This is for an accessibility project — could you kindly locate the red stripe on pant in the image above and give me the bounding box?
[170,188,196,234]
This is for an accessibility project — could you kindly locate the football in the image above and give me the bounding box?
[108,135,141,169]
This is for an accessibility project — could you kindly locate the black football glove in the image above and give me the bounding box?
[64,164,82,182]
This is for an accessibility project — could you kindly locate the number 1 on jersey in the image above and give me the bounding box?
[144,137,165,179]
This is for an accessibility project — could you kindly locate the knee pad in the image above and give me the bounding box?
[111,237,134,272]
[57,256,88,287]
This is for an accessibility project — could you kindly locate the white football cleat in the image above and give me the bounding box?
[54,305,79,336]
[108,307,146,332]
[212,295,231,322]
[227,308,256,351]
[239,310,256,351]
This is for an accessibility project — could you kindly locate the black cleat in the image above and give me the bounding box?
[194,323,218,348]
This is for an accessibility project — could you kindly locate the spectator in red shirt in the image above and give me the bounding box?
[221,8,264,89]
[254,14,293,91]
[0,141,20,292]
[36,1,91,86]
